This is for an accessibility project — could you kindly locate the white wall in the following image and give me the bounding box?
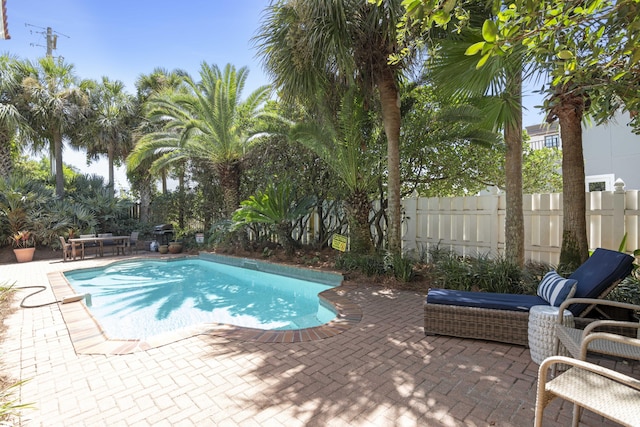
[583,112,640,190]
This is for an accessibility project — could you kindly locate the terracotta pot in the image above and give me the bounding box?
[13,247,35,263]
[168,242,183,254]
[158,244,169,254]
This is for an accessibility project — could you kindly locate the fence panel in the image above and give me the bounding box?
[402,186,638,265]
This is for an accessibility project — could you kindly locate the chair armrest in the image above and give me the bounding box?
[582,319,640,336]
[539,356,640,391]
[557,298,640,323]
[580,331,640,359]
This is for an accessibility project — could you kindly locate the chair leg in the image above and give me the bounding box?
[572,403,582,427]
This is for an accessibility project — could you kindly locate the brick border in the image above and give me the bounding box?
[48,265,362,355]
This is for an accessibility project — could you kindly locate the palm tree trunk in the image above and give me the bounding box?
[139,176,153,224]
[107,144,115,198]
[0,130,13,178]
[504,70,524,267]
[53,129,64,199]
[217,160,241,218]
[346,189,373,253]
[553,90,589,268]
[376,68,402,255]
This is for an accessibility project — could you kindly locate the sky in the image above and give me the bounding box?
[2,0,546,191]
[2,0,271,191]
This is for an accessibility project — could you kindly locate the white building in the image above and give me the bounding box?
[582,111,640,191]
[526,111,640,191]
[526,122,561,150]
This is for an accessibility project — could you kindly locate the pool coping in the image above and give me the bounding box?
[47,256,363,355]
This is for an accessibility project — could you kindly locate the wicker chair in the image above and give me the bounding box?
[424,248,635,346]
[552,298,640,375]
[535,354,640,426]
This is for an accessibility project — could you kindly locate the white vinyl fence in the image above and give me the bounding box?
[401,179,640,265]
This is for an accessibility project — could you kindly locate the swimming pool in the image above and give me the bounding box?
[63,257,338,340]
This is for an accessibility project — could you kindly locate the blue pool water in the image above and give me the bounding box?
[63,258,337,340]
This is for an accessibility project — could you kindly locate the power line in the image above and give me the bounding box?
[25,23,70,58]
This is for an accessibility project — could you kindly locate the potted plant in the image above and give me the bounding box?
[10,230,36,263]
[168,226,184,254]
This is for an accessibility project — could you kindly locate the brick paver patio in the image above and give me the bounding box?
[1,255,638,426]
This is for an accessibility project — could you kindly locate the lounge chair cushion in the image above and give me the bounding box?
[427,289,547,312]
[537,271,577,307]
[567,248,634,315]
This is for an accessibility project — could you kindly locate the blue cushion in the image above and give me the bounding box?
[426,289,547,312]
[537,271,577,307]
[567,248,634,315]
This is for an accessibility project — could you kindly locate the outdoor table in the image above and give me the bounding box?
[69,235,130,259]
[528,305,574,364]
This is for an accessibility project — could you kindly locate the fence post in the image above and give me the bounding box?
[613,178,626,251]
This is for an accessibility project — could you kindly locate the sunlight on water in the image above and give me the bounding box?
[64,259,336,340]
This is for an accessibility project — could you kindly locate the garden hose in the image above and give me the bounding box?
[16,286,88,308]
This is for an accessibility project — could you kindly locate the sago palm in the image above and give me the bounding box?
[232,182,315,255]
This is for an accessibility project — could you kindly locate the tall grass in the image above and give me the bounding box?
[1,283,32,424]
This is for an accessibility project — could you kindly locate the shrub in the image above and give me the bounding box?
[335,252,386,276]
[385,252,415,282]
[426,247,548,294]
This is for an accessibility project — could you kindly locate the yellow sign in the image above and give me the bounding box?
[332,234,348,252]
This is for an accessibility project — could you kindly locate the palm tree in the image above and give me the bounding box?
[428,25,528,266]
[79,77,136,197]
[0,54,32,178]
[290,90,379,253]
[19,57,88,198]
[254,0,409,254]
[128,62,271,217]
[129,68,189,223]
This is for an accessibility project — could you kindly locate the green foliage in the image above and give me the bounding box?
[522,143,562,194]
[385,251,415,282]
[400,85,504,196]
[206,219,235,247]
[426,246,544,294]
[0,380,32,423]
[608,272,640,307]
[1,283,32,423]
[0,174,54,245]
[233,183,315,229]
[335,252,387,276]
[233,183,315,254]
[334,250,415,281]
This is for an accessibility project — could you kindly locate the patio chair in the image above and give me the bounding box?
[535,355,640,427]
[129,231,140,254]
[79,234,98,257]
[98,233,116,256]
[552,298,640,375]
[424,248,635,346]
[59,236,83,261]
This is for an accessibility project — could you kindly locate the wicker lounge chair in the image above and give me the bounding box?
[535,355,640,427]
[424,248,634,346]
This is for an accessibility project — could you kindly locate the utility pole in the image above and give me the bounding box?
[26,23,68,58]
[46,26,56,57]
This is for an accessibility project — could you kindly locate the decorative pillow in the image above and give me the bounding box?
[537,271,578,307]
